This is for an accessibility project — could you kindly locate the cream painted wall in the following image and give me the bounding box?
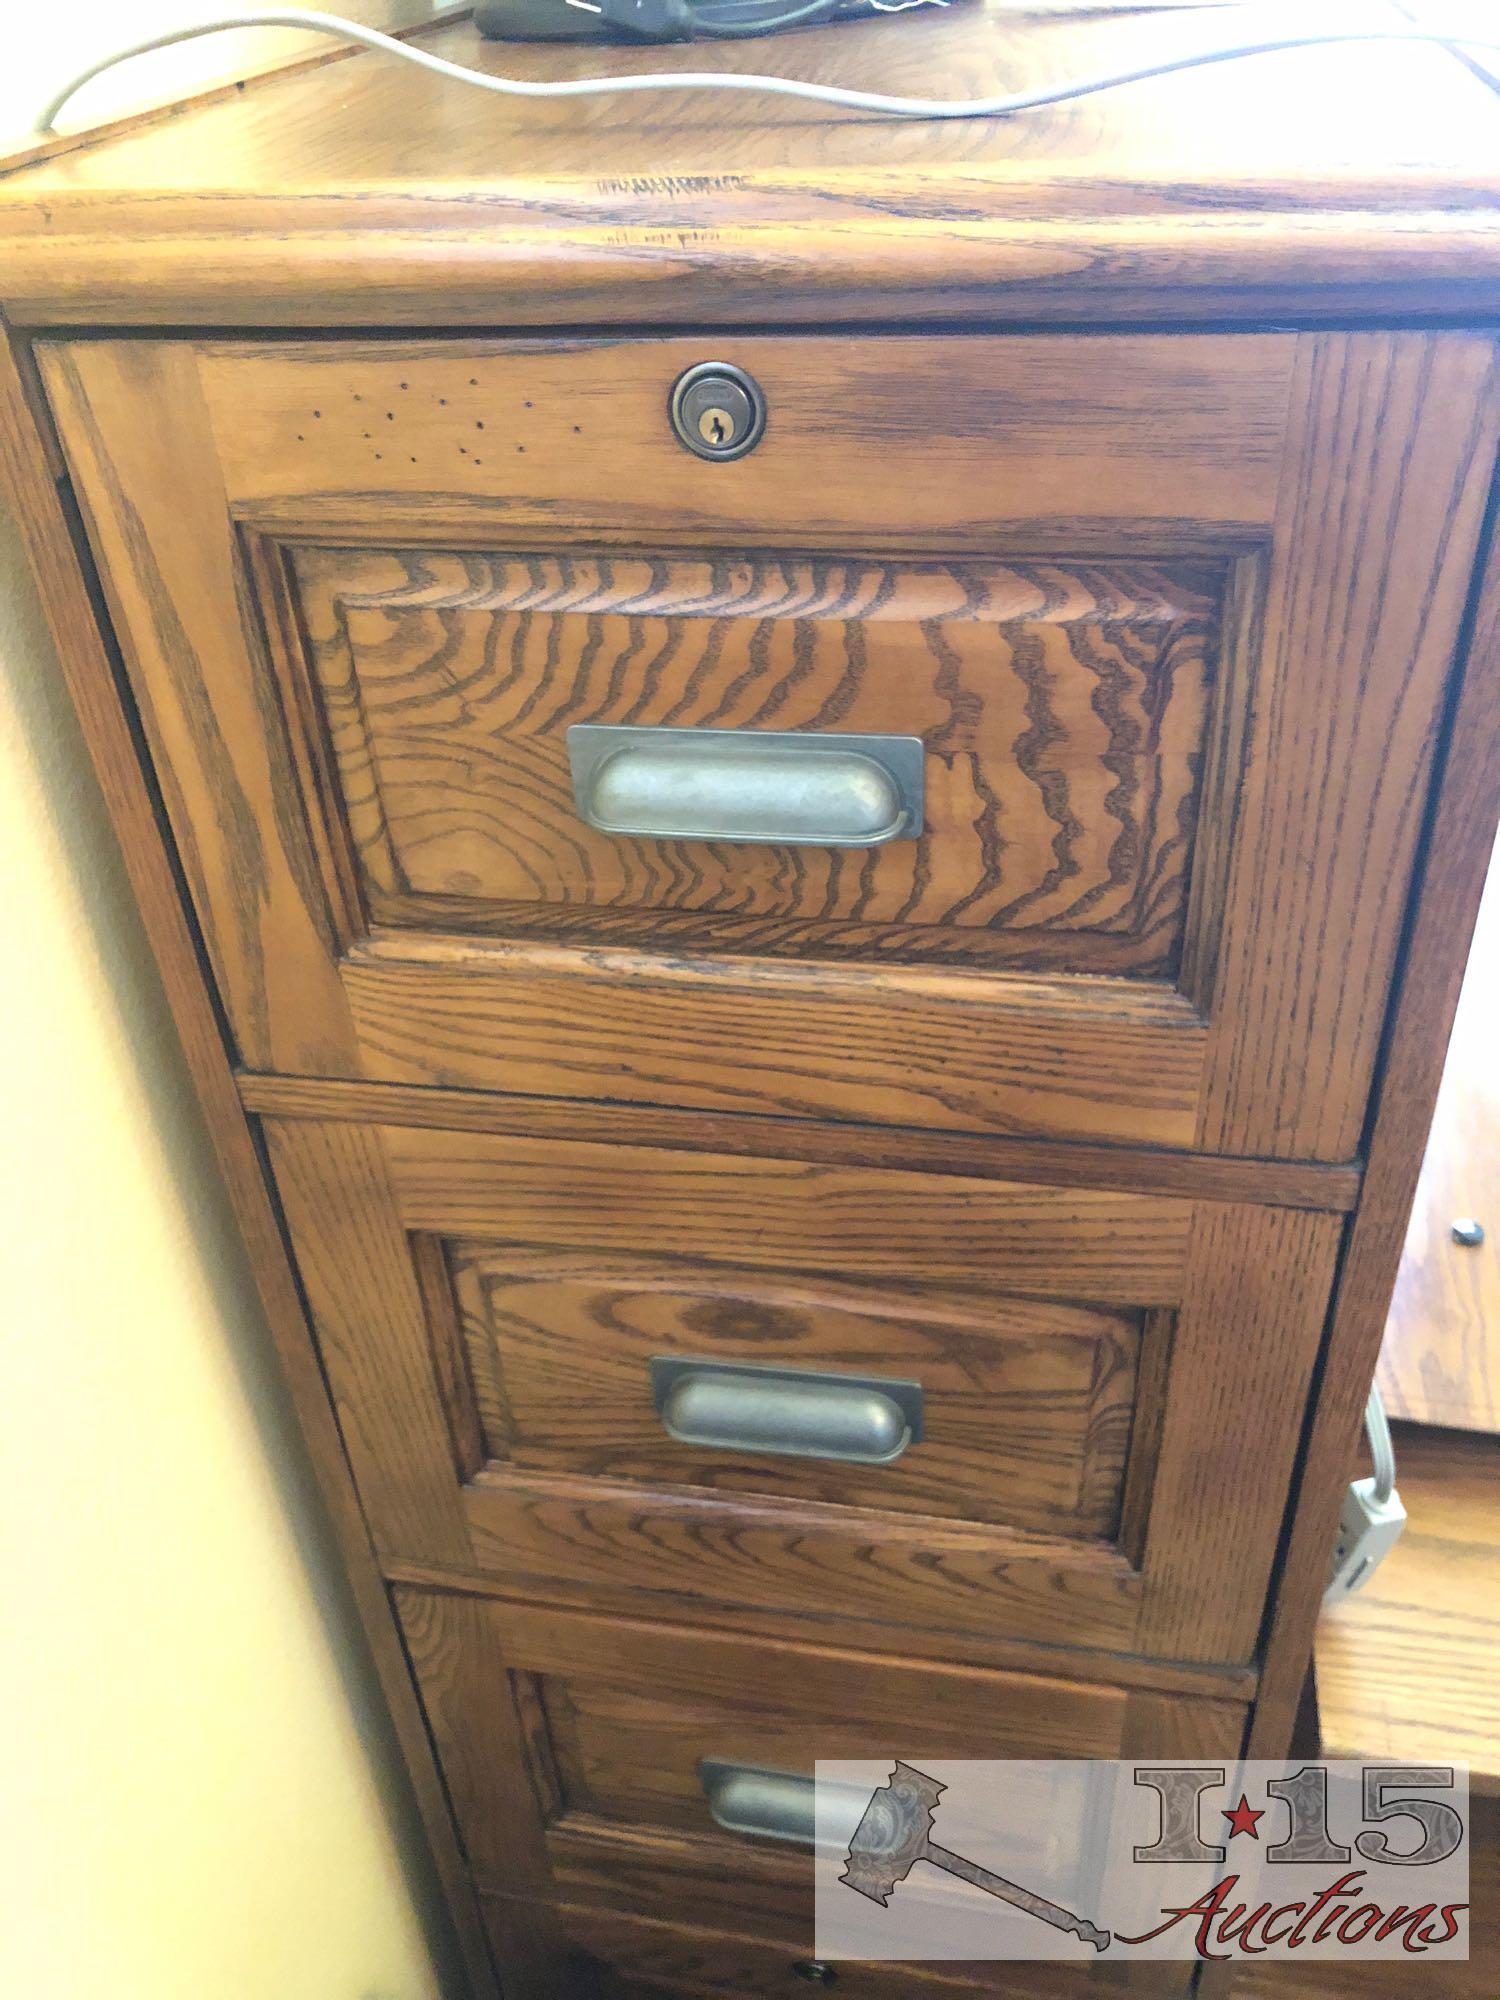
[1,13,457,2000]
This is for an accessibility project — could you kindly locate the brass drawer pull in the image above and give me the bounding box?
[651,1358,922,1465]
[566,724,924,847]
[700,1762,818,1846]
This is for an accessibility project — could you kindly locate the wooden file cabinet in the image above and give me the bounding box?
[4,7,1500,1994]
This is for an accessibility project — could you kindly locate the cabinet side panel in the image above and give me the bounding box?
[1199,331,1498,1159]
[1250,484,1500,1757]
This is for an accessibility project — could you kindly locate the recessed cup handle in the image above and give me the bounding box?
[650,1358,923,1466]
[699,1763,876,1854]
[700,1762,819,1846]
[567,724,924,848]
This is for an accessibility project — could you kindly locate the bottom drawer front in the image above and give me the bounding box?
[483,1896,1121,1999]
[394,1586,1245,1947]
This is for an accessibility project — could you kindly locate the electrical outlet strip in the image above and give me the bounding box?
[1325,1474,1407,1604]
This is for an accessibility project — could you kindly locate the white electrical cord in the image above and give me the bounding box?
[1364,1382,1396,1506]
[36,9,1500,133]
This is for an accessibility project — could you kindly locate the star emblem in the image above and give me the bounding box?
[1222,1794,1265,1841]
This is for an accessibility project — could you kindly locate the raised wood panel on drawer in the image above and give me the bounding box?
[294,547,1219,977]
[393,1587,1244,1958]
[41,331,1497,1160]
[262,1114,1336,1667]
[450,1246,1140,1539]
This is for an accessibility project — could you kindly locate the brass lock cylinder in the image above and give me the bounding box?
[669,362,767,461]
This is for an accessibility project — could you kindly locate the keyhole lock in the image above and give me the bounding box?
[670,362,767,461]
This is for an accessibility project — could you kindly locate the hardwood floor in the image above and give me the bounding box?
[1317,1425,1500,1797]
[1292,1428,1500,1998]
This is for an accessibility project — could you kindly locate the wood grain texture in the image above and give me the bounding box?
[44,330,1492,1166]
[0,1,471,172]
[379,1122,1194,1300]
[1377,839,1500,1431]
[1248,466,1500,1761]
[461,1468,1142,1657]
[1316,1426,1500,1795]
[382,1558,1257,1700]
[1134,1205,1344,1663]
[496,1887,1193,2000]
[237,1071,1364,1213]
[296,546,1220,977]
[201,334,1294,540]
[256,1114,1342,1668]
[394,1584,1243,1946]
[3,2,1500,327]
[543,1678,1087,1851]
[410,1229,486,1486]
[0,325,501,1998]
[451,1244,1139,1538]
[1199,331,1499,1160]
[261,1118,473,1566]
[343,937,1207,1146]
[391,1587,558,1905]
[34,339,359,1073]
[258,1116,1180,1655]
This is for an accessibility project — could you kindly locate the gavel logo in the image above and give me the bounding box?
[840,1761,1112,1952]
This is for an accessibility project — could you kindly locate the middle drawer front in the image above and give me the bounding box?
[263,1112,1342,1669]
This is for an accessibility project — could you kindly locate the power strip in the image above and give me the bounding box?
[1325,1477,1407,1602]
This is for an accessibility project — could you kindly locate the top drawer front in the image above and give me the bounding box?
[44,332,1497,1159]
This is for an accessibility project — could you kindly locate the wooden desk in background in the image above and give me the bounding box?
[1377,840,1500,1433]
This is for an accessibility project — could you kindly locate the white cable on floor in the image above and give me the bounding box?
[37,9,1500,133]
